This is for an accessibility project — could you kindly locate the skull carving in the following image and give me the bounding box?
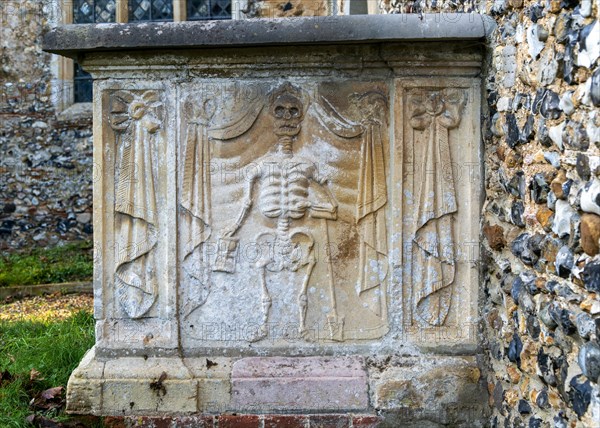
[270,83,305,137]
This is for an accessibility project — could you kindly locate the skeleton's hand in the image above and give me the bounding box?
[220,224,237,238]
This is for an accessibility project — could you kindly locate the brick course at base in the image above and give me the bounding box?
[102,414,383,428]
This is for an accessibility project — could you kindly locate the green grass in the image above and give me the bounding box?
[0,241,93,287]
[0,311,96,427]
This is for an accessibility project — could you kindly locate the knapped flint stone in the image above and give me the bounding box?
[529,234,544,257]
[524,270,539,294]
[2,203,16,213]
[527,315,541,340]
[554,283,582,303]
[537,52,558,86]
[544,151,561,167]
[562,38,577,85]
[491,112,504,137]
[591,68,600,107]
[580,0,592,16]
[569,374,592,417]
[528,417,542,428]
[554,14,572,44]
[559,91,575,116]
[554,245,574,278]
[527,25,546,59]
[511,275,535,313]
[555,328,574,360]
[552,199,576,237]
[553,411,568,428]
[508,333,523,367]
[549,122,566,151]
[578,343,600,382]
[506,113,520,148]
[512,416,525,428]
[493,381,505,413]
[501,272,517,294]
[560,0,579,8]
[564,121,590,151]
[497,97,512,112]
[537,348,558,386]
[549,303,577,335]
[538,119,552,147]
[512,233,537,265]
[540,91,562,120]
[517,399,531,414]
[577,22,599,68]
[508,171,526,198]
[512,201,526,227]
[576,153,591,181]
[531,89,545,114]
[520,115,535,143]
[514,93,531,111]
[582,259,600,293]
[530,173,549,203]
[576,312,596,340]
[545,280,559,294]
[527,4,544,22]
[580,178,600,215]
[536,388,550,409]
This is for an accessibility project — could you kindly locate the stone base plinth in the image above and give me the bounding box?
[67,348,488,426]
[103,414,382,427]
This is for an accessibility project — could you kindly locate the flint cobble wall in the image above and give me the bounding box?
[380,0,599,425]
[0,1,93,252]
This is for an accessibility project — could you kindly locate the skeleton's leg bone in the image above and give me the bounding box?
[250,232,276,342]
[298,255,316,337]
[290,230,316,337]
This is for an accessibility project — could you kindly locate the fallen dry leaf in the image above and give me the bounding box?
[30,386,64,411]
[30,368,44,382]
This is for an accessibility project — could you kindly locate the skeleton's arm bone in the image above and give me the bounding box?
[224,172,258,236]
[309,172,338,220]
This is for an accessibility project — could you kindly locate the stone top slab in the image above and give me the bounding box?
[43,14,487,58]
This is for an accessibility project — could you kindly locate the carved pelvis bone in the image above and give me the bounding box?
[254,229,315,273]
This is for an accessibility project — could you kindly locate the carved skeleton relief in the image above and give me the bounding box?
[109,90,163,319]
[179,82,390,345]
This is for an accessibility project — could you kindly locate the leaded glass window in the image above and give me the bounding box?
[129,0,174,22]
[188,0,231,20]
[74,0,116,24]
[74,63,93,103]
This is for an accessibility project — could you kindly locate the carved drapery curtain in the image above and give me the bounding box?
[181,92,264,317]
[408,88,465,326]
[111,91,162,319]
[316,91,389,317]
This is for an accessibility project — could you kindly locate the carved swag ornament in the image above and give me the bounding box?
[109,90,162,319]
[407,87,466,326]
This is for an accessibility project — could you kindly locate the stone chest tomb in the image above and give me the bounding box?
[44,14,489,425]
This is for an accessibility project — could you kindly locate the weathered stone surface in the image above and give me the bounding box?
[44,15,484,423]
[43,15,488,57]
[232,357,368,412]
[369,356,486,424]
